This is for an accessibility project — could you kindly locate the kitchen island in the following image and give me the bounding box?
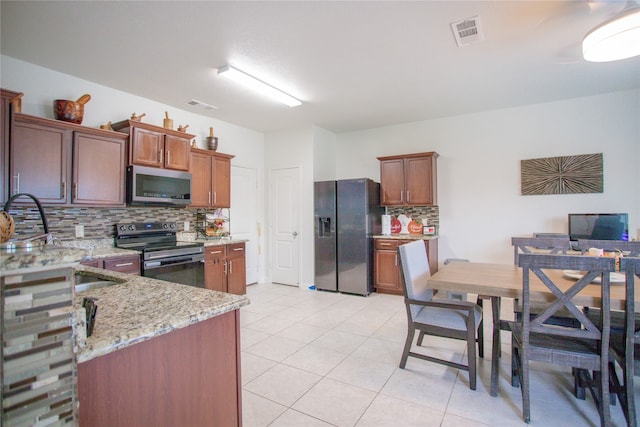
[74,265,249,426]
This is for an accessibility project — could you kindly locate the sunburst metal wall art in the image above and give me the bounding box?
[520,153,603,195]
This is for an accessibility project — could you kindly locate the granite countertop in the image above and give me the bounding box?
[58,238,140,258]
[0,246,87,273]
[177,231,247,246]
[74,265,250,363]
[373,234,438,240]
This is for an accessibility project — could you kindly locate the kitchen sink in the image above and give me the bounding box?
[74,273,124,292]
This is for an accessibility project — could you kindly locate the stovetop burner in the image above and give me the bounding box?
[115,222,203,256]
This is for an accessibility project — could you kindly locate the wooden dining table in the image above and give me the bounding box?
[427,261,640,397]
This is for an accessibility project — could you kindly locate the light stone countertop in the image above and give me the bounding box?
[373,234,439,240]
[74,265,250,363]
[1,246,87,273]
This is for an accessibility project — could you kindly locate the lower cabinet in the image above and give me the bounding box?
[374,238,438,295]
[78,310,242,426]
[80,254,140,275]
[204,242,246,295]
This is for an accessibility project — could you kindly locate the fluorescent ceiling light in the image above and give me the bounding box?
[583,7,640,62]
[217,65,302,107]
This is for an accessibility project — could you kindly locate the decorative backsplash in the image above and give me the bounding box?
[386,206,439,227]
[7,205,202,241]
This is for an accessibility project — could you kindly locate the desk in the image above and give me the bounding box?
[428,262,639,397]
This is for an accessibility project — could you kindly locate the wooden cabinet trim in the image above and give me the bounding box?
[377,151,439,161]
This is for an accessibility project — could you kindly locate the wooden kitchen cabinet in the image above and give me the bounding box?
[73,131,126,205]
[190,148,234,208]
[1,89,22,204]
[377,152,438,206]
[111,120,193,171]
[10,113,127,206]
[204,242,246,295]
[374,238,438,295]
[78,310,242,426]
[102,254,140,275]
[11,115,70,204]
[80,254,140,275]
[227,243,246,295]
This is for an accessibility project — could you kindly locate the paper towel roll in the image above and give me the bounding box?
[381,215,391,235]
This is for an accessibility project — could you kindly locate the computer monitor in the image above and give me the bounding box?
[568,213,629,242]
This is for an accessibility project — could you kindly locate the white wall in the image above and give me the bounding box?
[336,90,640,265]
[1,55,268,280]
[312,125,337,181]
[264,127,314,286]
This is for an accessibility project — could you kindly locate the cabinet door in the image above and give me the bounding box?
[73,132,126,205]
[164,135,190,171]
[379,159,404,206]
[130,127,163,167]
[374,249,402,292]
[204,246,227,292]
[405,156,435,206]
[11,120,70,204]
[103,255,140,275]
[211,155,231,208]
[189,151,212,207]
[227,243,246,295]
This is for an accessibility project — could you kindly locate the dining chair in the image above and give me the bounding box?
[608,257,640,427]
[511,253,615,425]
[510,236,577,387]
[398,240,483,390]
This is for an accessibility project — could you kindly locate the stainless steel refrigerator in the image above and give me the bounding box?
[314,179,383,296]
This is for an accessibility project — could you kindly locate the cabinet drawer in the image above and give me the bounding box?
[80,259,102,268]
[227,243,245,258]
[205,246,227,261]
[103,255,140,275]
[375,239,400,250]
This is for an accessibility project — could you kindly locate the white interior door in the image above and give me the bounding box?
[270,167,300,286]
[230,166,259,285]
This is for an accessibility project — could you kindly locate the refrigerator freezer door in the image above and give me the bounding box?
[314,181,337,291]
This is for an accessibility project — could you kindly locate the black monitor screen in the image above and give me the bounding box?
[568,213,629,241]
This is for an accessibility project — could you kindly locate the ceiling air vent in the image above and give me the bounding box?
[186,99,218,110]
[450,16,483,47]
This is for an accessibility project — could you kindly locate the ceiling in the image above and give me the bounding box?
[1,1,639,134]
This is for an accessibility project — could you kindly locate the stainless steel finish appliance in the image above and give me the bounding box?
[115,222,204,287]
[314,179,383,296]
[126,165,192,206]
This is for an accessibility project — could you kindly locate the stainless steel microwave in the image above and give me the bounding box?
[126,165,192,206]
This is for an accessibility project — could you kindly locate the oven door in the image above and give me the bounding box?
[143,253,205,288]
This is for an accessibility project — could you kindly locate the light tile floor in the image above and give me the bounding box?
[240,283,636,426]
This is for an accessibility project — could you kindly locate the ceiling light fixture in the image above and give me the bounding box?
[582,7,640,62]
[217,65,302,107]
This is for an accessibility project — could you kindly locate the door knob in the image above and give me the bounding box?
[292,231,298,237]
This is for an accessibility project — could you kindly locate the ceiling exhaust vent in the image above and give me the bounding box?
[450,16,483,47]
[186,99,218,110]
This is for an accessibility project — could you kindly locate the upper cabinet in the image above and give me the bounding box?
[111,120,194,171]
[10,113,127,206]
[377,152,438,206]
[190,148,233,208]
[1,89,22,204]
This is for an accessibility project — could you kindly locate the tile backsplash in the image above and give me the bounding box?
[7,205,202,241]
[386,206,439,227]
